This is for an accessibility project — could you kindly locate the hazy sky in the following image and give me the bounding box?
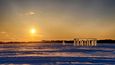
[0,0,115,41]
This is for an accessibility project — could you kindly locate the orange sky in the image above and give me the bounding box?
[0,0,115,41]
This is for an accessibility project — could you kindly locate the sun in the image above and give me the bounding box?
[30,28,36,34]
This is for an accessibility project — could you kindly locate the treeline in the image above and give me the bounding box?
[0,39,115,44]
[41,40,115,43]
[41,40,74,43]
[97,40,115,43]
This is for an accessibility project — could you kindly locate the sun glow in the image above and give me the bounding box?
[30,28,36,34]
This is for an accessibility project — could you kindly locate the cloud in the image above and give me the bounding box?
[0,32,7,34]
[25,11,35,16]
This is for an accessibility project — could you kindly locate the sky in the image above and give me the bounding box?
[0,0,115,41]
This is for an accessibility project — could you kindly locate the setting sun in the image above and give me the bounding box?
[30,28,36,34]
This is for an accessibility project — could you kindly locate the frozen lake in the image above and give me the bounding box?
[0,43,115,65]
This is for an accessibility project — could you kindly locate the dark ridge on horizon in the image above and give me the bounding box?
[0,39,115,44]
